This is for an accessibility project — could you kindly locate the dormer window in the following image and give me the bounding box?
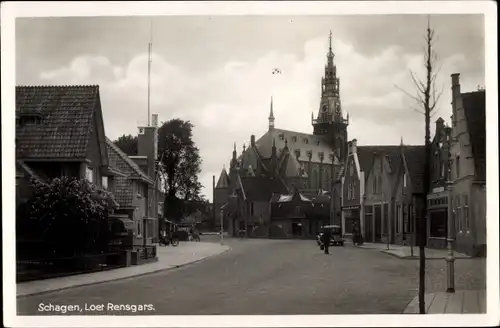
[279,134,285,141]
[292,136,297,142]
[294,149,301,158]
[304,138,309,144]
[316,140,320,146]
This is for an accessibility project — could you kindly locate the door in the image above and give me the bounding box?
[365,215,373,242]
[374,205,382,242]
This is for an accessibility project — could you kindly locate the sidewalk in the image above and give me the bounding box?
[403,290,486,314]
[357,243,470,259]
[17,242,230,297]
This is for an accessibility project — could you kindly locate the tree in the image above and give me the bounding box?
[114,134,138,156]
[157,119,203,221]
[24,177,119,256]
[396,18,443,314]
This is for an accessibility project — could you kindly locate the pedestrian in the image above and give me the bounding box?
[322,228,332,254]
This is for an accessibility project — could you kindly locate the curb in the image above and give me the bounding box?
[379,249,472,260]
[17,246,231,298]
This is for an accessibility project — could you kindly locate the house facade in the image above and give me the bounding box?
[449,73,486,257]
[362,146,401,244]
[426,118,453,249]
[15,85,123,204]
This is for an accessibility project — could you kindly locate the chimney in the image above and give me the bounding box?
[137,114,159,179]
[451,73,461,127]
[435,117,444,136]
[351,139,357,154]
[251,134,255,147]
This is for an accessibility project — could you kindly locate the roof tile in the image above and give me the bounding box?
[16,85,99,159]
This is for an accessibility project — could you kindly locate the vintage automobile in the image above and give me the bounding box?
[317,225,345,247]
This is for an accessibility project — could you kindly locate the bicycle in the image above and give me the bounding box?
[159,234,179,247]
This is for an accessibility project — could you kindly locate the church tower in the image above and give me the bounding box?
[312,31,349,162]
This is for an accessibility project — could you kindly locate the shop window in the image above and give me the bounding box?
[429,209,446,238]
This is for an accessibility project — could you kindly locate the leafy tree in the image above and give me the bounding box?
[114,134,138,156]
[23,177,119,256]
[156,119,203,221]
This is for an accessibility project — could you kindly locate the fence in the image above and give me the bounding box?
[16,240,126,283]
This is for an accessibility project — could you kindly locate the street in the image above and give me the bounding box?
[17,237,486,315]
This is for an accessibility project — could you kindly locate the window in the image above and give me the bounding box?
[456,156,460,178]
[279,134,285,140]
[137,183,143,198]
[403,173,407,187]
[463,194,469,231]
[304,138,309,144]
[251,202,255,216]
[85,166,94,183]
[396,204,401,233]
[456,196,462,232]
[408,205,414,233]
[441,162,445,179]
[429,209,447,238]
[295,206,301,216]
[403,205,409,233]
[102,176,108,190]
[137,219,142,237]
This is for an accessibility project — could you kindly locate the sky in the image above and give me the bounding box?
[15,14,485,202]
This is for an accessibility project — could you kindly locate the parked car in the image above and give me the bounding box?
[317,225,344,247]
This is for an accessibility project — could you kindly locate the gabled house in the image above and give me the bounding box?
[426,118,453,249]
[362,145,401,243]
[106,137,157,248]
[449,73,486,257]
[396,144,426,246]
[269,190,330,238]
[15,85,123,202]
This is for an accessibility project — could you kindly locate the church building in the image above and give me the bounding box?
[214,32,349,238]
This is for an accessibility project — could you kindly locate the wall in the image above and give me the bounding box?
[85,114,105,187]
[450,76,484,257]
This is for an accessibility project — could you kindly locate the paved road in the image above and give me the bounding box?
[17,237,486,315]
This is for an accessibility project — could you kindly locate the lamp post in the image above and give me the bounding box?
[220,208,224,245]
[445,148,455,293]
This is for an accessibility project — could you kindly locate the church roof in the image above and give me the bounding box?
[255,128,339,164]
[278,147,308,178]
[216,168,230,188]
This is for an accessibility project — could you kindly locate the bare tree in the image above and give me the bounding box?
[396,18,443,314]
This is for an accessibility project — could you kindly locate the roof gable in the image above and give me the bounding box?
[462,90,486,181]
[401,145,425,194]
[216,168,230,188]
[106,138,153,184]
[16,85,100,160]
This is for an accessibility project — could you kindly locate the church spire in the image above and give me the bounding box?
[328,30,333,56]
[268,96,275,131]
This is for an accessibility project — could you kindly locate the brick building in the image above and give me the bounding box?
[449,73,486,257]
